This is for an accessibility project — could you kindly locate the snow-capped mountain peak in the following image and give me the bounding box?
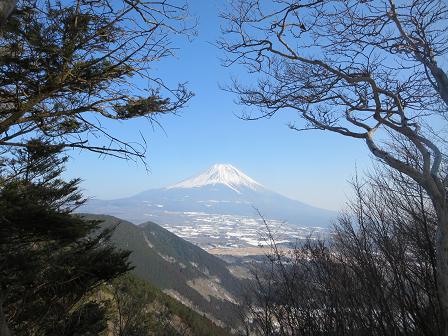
[166,163,263,193]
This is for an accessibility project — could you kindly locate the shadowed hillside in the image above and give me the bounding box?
[83,214,247,329]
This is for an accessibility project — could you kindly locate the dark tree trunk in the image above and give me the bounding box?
[0,297,11,336]
[436,206,448,336]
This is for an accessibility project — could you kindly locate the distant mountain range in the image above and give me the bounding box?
[81,164,336,249]
[86,214,246,329]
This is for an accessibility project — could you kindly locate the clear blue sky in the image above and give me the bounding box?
[65,0,372,211]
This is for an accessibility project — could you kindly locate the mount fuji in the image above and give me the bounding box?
[167,163,263,193]
[81,164,336,249]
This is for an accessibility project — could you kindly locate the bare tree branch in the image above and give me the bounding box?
[0,0,196,161]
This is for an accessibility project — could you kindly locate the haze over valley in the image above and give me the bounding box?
[82,164,334,252]
[2,0,446,334]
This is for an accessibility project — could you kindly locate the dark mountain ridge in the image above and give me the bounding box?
[84,214,245,328]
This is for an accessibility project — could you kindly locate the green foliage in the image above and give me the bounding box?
[0,143,233,335]
[109,274,173,336]
[0,140,131,335]
[85,214,244,329]
[115,96,171,119]
[0,0,193,158]
[108,274,231,336]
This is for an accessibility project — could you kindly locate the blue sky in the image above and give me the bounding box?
[65,0,372,211]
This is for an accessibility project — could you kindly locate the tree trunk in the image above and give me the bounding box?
[0,297,11,336]
[436,206,448,336]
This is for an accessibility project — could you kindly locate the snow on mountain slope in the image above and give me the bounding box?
[167,164,263,193]
[81,164,336,249]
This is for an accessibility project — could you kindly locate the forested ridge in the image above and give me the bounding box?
[1,0,448,335]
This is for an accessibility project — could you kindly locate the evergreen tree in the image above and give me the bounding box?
[0,140,131,335]
[0,0,194,160]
